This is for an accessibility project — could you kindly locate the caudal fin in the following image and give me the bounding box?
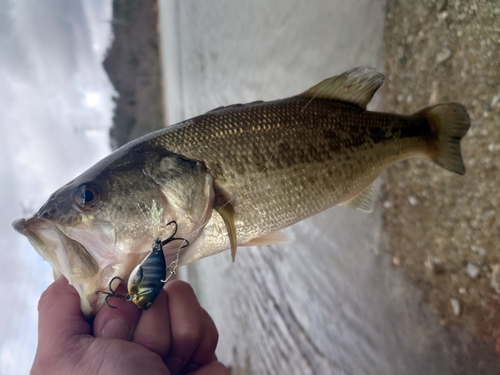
[417,104,470,175]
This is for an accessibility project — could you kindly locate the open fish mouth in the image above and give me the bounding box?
[13,216,100,314]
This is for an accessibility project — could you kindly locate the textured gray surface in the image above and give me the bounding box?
[159,1,498,373]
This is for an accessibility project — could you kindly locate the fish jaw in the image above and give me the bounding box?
[13,214,162,316]
[13,216,102,315]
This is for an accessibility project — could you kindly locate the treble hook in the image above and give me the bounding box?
[161,220,189,249]
[95,276,131,308]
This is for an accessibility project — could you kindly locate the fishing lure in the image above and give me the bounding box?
[96,221,188,309]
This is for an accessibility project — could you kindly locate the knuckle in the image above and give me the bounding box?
[175,323,203,346]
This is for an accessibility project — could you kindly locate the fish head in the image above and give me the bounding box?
[13,142,214,317]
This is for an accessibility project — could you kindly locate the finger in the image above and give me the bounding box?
[93,281,141,341]
[34,276,91,371]
[182,310,219,372]
[131,288,171,357]
[187,361,230,375]
[163,280,204,373]
[37,276,90,342]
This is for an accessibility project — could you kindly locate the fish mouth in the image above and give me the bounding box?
[13,216,100,315]
[13,216,99,280]
[13,216,64,275]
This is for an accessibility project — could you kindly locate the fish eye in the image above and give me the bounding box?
[75,184,101,210]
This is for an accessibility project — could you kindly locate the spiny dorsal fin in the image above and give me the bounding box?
[300,67,384,109]
[214,201,238,262]
[340,182,376,213]
[205,101,264,114]
[240,231,291,247]
[205,105,226,113]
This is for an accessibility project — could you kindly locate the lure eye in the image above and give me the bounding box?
[75,184,101,210]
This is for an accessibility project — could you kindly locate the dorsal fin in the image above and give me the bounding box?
[205,101,264,114]
[300,67,384,109]
[205,105,226,113]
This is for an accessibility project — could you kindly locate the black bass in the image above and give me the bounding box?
[13,67,470,316]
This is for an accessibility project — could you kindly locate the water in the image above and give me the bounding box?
[159,1,498,373]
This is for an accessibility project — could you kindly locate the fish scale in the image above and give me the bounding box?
[147,98,432,237]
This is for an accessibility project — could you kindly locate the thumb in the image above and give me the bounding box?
[37,276,91,352]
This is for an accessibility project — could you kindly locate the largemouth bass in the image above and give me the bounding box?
[13,67,470,316]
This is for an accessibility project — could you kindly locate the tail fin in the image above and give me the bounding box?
[417,104,470,175]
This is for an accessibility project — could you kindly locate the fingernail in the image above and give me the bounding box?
[102,319,130,340]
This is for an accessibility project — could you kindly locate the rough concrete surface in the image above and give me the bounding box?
[382,0,500,339]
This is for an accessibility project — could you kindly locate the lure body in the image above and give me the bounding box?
[96,221,186,310]
[127,238,167,309]
[95,238,167,310]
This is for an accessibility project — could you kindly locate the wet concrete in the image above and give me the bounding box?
[159,1,499,373]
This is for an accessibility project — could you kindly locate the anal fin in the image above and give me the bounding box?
[340,182,376,213]
[240,231,291,247]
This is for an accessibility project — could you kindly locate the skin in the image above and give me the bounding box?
[31,277,229,375]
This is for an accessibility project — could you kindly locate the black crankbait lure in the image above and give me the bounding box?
[96,221,188,309]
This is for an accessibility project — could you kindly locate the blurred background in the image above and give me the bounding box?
[1,0,499,374]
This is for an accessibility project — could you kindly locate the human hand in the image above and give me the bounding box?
[31,276,229,375]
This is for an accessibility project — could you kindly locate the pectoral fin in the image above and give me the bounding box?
[215,201,238,262]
